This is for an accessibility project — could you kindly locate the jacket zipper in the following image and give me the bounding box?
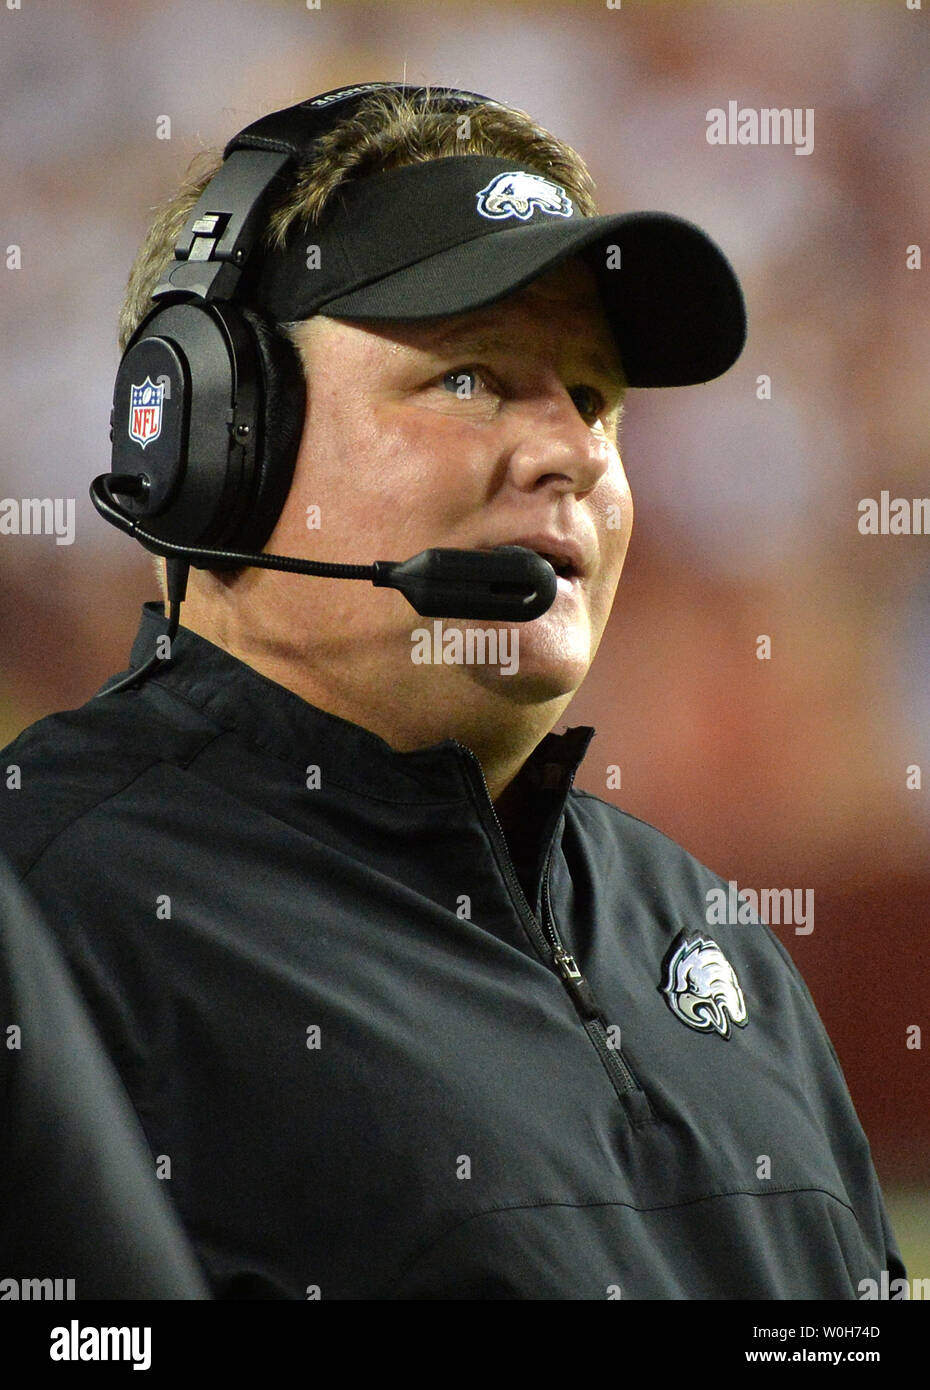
[540,848,642,1099]
[456,744,647,1108]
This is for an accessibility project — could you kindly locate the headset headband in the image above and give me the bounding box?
[152,83,496,308]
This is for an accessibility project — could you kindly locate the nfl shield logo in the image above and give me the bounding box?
[128,377,164,449]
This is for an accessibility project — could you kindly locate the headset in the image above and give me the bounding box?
[91,82,556,697]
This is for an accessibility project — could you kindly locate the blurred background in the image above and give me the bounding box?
[1,0,928,1282]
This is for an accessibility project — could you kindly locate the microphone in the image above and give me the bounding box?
[372,548,558,621]
[90,473,557,622]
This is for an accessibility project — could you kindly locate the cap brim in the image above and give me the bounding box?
[317,211,747,388]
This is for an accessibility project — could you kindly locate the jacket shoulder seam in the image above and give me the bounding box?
[15,728,226,885]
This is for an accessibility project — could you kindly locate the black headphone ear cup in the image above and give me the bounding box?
[235,308,307,554]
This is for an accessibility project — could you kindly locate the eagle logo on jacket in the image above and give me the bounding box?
[661,935,748,1039]
[475,171,574,222]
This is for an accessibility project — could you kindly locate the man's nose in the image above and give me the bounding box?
[506,394,612,497]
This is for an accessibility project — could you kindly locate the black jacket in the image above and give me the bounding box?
[0,855,208,1298]
[0,602,904,1299]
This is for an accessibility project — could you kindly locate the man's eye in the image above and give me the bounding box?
[441,369,485,399]
[568,385,605,422]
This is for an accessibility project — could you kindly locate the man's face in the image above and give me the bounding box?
[262,255,633,710]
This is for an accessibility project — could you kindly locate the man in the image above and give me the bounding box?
[0,83,903,1299]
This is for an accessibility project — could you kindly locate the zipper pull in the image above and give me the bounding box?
[553,951,604,1023]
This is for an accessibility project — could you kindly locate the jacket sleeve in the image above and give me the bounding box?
[765,926,907,1285]
[0,851,210,1299]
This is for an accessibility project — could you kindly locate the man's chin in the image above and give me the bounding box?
[409,614,592,704]
[464,650,589,706]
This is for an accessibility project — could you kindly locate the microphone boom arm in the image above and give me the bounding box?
[90,473,557,622]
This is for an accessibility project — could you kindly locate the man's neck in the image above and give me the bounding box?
[176,598,571,813]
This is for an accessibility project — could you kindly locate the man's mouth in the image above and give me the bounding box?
[486,534,590,585]
[532,551,578,581]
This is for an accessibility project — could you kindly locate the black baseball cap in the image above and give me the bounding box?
[243,153,747,388]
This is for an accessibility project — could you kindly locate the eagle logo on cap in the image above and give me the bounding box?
[661,935,748,1039]
[475,171,573,222]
